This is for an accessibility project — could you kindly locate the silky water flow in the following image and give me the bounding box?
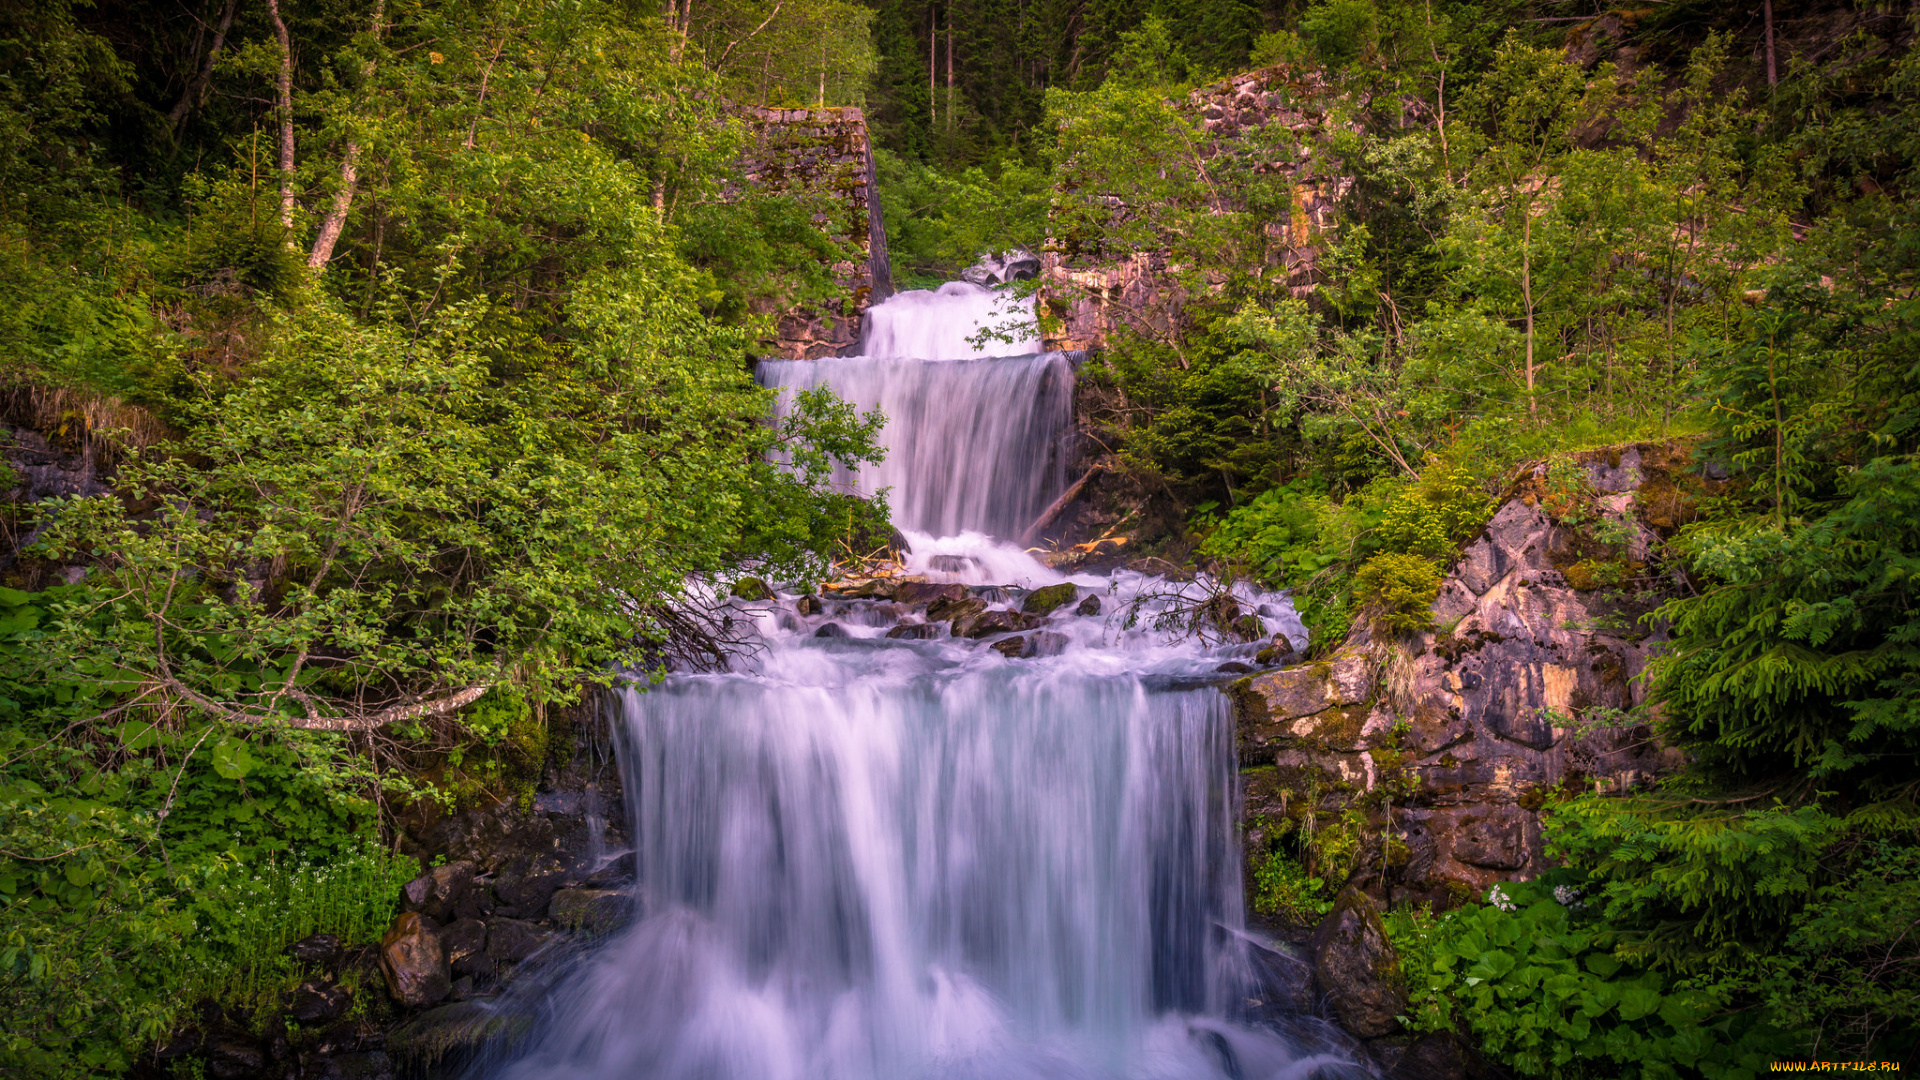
[472,282,1362,1080]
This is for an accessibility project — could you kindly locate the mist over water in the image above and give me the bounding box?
[471,283,1355,1080]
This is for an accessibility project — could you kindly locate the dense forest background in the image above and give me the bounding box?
[2,0,1918,1075]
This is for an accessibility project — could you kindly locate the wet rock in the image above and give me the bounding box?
[453,881,496,920]
[1021,582,1079,615]
[796,594,823,615]
[205,1035,266,1079]
[308,1050,395,1080]
[437,917,488,968]
[926,595,986,622]
[1074,594,1102,616]
[927,554,979,573]
[493,859,570,918]
[288,978,353,1025]
[485,917,559,965]
[1254,639,1297,667]
[960,247,1040,286]
[1386,1032,1469,1080]
[287,932,342,967]
[1126,556,1192,580]
[1028,630,1069,657]
[389,1001,529,1072]
[814,622,849,638]
[549,887,631,934]
[729,576,773,601]
[1242,938,1317,1019]
[1309,888,1406,1039]
[893,581,968,606]
[991,635,1031,658]
[380,912,451,1007]
[952,609,1042,638]
[402,860,474,922]
[885,622,941,640]
[154,1030,202,1061]
[1216,661,1254,674]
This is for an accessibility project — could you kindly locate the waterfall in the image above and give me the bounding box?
[470,284,1349,1080]
[759,281,1068,540]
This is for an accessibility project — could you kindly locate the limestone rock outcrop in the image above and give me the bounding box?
[1237,445,1700,907]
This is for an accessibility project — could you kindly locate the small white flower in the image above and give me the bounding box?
[1488,885,1516,912]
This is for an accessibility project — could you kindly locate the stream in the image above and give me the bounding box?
[470,282,1364,1080]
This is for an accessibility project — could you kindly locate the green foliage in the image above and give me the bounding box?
[1249,849,1330,924]
[1354,552,1441,633]
[1370,463,1495,559]
[1391,879,1792,1079]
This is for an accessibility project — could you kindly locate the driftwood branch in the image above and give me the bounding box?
[1019,464,1103,547]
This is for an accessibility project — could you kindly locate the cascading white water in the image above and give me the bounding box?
[472,284,1355,1080]
[759,282,1068,540]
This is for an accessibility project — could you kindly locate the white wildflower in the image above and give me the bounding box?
[1488,885,1516,912]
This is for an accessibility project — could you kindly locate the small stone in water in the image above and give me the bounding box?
[1075,594,1102,616]
[991,636,1030,658]
[796,595,822,615]
[885,622,941,640]
[1215,661,1254,674]
[814,622,849,638]
[927,554,978,573]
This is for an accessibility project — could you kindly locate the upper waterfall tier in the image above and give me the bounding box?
[759,281,1066,540]
[860,280,1040,360]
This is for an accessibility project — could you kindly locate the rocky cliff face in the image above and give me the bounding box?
[1234,444,1704,910]
[736,106,892,359]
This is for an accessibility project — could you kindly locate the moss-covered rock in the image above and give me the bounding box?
[1021,582,1079,615]
[729,576,773,601]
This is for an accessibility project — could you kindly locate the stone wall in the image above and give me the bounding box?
[1233,444,1707,911]
[1038,64,1352,352]
[737,106,893,359]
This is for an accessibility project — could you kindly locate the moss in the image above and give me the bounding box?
[1021,582,1079,615]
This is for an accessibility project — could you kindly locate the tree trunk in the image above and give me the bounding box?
[266,0,296,231]
[1522,207,1537,420]
[1763,0,1777,87]
[946,4,954,132]
[168,0,238,129]
[307,142,358,270]
[929,8,937,128]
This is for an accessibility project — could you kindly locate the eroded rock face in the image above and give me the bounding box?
[1235,446,1694,910]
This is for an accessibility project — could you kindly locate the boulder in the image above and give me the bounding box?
[401,860,474,922]
[893,581,968,606]
[991,635,1030,658]
[795,594,823,615]
[1309,887,1406,1039]
[549,887,632,934]
[437,917,488,968]
[728,576,773,601]
[1074,594,1102,616]
[288,978,353,1025]
[1028,630,1070,657]
[952,609,1042,638]
[1021,582,1079,616]
[814,622,849,638]
[380,912,451,1007]
[205,1035,266,1080]
[492,859,570,918]
[1386,1033,1469,1080]
[485,917,559,965]
[926,596,986,622]
[885,622,941,640]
